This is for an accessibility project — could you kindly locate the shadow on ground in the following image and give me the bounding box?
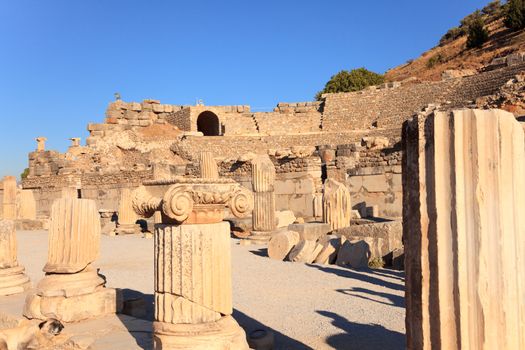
[116,289,155,349]
[248,248,268,258]
[336,287,405,308]
[305,264,404,292]
[233,309,313,350]
[317,310,405,350]
[114,290,312,350]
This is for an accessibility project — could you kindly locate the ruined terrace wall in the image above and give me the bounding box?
[322,62,525,132]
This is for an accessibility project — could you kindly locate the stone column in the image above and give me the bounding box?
[69,137,81,147]
[2,176,17,220]
[116,188,141,235]
[0,220,30,295]
[249,155,276,243]
[133,179,253,349]
[36,137,47,152]
[18,189,36,220]
[198,151,219,179]
[24,198,118,322]
[402,109,525,349]
[322,178,351,230]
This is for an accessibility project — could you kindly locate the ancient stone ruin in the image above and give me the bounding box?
[0,220,30,296]
[132,176,253,349]
[1,51,525,348]
[24,198,118,322]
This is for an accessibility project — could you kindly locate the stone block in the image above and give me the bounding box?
[335,240,370,269]
[288,222,331,241]
[288,240,318,263]
[275,210,296,228]
[361,174,389,193]
[268,231,300,261]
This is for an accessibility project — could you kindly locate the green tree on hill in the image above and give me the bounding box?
[466,11,489,48]
[316,68,384,100]
[20,168,29,180]
[505,0,525,30]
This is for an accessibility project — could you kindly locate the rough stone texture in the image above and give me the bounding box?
[288,222,331,241]
[288,240,318,263]
[0,220,30,296]
[337,220,402,260]
[335,240,370,269]
[17,189,36,220]
[275,210,296,228]
[402,108,525,349]
[1,177,16,220]
[267,231,300,261]
[323,179,351,230]
[313,235,341,265]
[198,151,219,179]
[24,198,117,322]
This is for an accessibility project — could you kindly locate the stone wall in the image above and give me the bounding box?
[321,61,525,132]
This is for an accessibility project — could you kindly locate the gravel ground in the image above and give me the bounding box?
[16,230,405,350]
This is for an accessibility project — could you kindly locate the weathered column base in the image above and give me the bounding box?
[244,230,275,244]
[115,223,142,235]
[153,316,249,350]
[23,267,119,322]
[0,266,31,296]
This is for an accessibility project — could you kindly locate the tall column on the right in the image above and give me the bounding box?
[250,155,276,243]
[402,109,525,350]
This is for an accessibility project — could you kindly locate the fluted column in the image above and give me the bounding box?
[132,179,252,349]
[403,109,525,350]
[249,155,276,243]
[198,151,219,179]
[2,176,17,220]
[322,178,351,230]
[24,198,117,322]
[116,188,141,235]
[0,220,30,295]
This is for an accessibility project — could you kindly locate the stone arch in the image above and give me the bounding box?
[197,111,220,136]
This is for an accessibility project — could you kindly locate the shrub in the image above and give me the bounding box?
[368,257,385,269]
[505,0,525,30]
[439,26,465,46]
[482,0,503,17]
[20,168,29,180]
[315,68,385,100]
[466,11,489,48]
[426,53,444,68]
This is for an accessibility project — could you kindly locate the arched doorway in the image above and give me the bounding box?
[197,111,220,136]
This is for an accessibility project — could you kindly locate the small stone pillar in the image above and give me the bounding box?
[36,137,47,152]
[18,189,36,220]
[249,155,277,243]
[198,151,219,179]
[24,198,118,322]
[132,178,253,349]
[403,109,525,349]
[69,137,81,147]
[322,178,351,230]
[115,188,141,235]
[0,220,31,296]
[2,176,17,220]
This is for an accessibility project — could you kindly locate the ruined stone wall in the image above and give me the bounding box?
[172,131,377,160]
[23,171,153,216]
[322,62,525,132]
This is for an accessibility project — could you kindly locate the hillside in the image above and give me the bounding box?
[386,10,525,82]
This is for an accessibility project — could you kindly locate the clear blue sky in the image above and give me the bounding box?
[0,0,491,179]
